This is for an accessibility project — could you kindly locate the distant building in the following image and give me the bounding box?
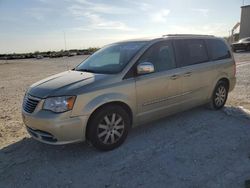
[240,5,250,39]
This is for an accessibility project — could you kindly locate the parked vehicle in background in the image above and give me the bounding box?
[36,55,44,59]
[22,34,236,151]
[231,37,250,52]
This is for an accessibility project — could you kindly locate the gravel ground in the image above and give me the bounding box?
[0,53,250,188]
[234,51,250,63]
[227,51,250,110]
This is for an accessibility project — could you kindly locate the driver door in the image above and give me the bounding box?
[135,41,183,123]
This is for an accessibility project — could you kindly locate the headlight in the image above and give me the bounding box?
[43,96,76,113]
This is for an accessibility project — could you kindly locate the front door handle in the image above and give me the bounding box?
[183,72,192,77]
[170,75,180,80]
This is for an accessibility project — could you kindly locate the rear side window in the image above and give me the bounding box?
[174,39,209,67]
[206,39,231,61]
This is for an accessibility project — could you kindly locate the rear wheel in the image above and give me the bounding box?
[247,45,250,51]
[87,104,130,151]
[209,81,228,110]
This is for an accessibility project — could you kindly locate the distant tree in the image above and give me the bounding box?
[87,47,99,54]
[0,46,102,59]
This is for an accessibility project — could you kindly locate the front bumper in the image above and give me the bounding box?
[22,110,88,145]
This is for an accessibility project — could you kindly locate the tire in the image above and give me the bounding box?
[209,81,228,110]
[87,104,130,151]
[247,45,250,51]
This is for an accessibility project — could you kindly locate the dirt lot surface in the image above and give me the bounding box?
[0,53,250,188]
[228,52,250,110]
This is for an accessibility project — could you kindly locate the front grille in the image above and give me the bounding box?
[234,44,242,47]
[23,95,41,113]
[234,44,245,48]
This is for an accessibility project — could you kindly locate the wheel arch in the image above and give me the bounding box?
[209,76,230,99]
[217,77,230,90]
[85,101,133,140]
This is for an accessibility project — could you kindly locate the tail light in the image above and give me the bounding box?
[231,50,236,76]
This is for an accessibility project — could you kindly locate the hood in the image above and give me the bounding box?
[232,42,241,45]
[28,70,108,98]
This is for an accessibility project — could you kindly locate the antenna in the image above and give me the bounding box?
[63,31,70,71]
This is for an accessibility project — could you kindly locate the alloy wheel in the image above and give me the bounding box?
[97,113,125,145]
[214,85,227,107]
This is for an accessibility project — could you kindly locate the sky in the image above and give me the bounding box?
[0,0,248,53]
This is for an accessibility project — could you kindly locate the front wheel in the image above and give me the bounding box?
[87,105,130,151]
[209,81,228,110]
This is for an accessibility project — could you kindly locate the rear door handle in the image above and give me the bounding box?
[183,72,192,77]
[170,75,180,80]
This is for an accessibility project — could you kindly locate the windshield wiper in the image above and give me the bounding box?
[76,69,97,73]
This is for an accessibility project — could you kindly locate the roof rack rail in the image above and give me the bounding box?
[163,34,215,37]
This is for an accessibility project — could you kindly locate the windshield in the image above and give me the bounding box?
[75,41,147,74]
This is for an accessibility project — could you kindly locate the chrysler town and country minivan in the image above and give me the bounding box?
[22,34,236,150]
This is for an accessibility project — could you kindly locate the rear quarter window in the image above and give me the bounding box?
[206,39,231,61]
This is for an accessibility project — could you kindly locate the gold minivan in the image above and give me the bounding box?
[22,35,236,150]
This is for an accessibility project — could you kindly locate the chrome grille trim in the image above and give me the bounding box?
[23,95,41,113]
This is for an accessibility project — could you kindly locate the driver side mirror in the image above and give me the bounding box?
[137,62,155,75]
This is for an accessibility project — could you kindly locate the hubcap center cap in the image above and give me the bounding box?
[108,124,114,131]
